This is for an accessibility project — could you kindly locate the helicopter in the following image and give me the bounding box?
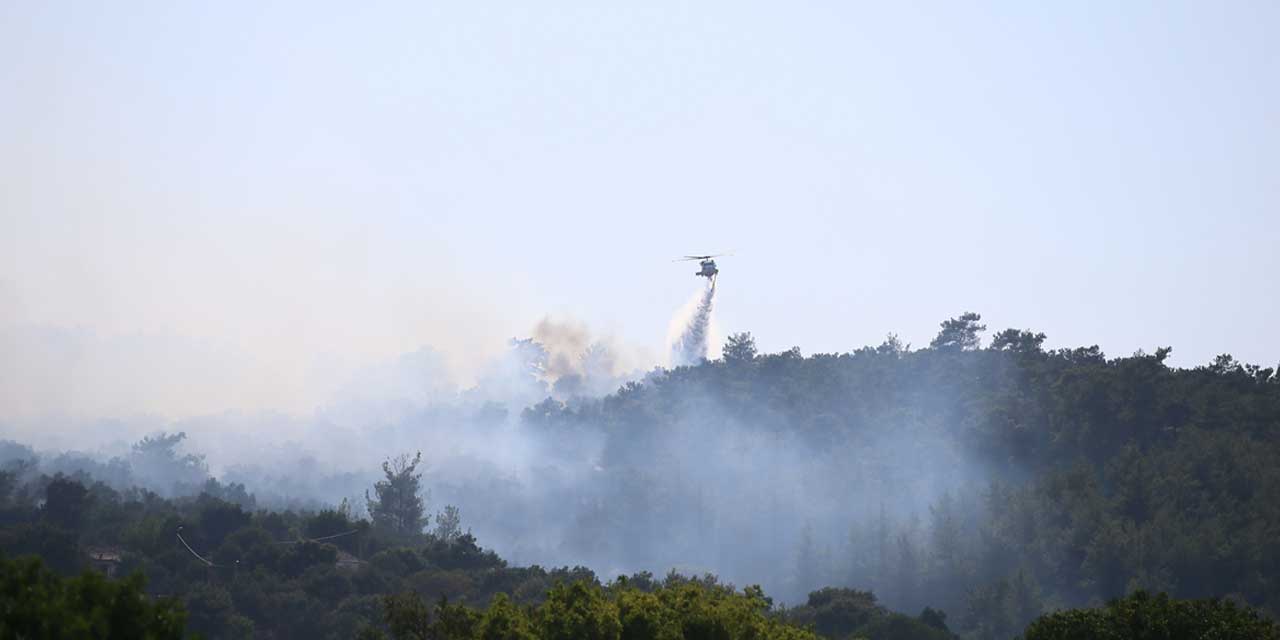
[674,254,730,281]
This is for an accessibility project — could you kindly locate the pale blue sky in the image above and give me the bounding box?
[2,1,1277,417]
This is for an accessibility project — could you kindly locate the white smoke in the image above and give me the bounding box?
[668,280,718,367]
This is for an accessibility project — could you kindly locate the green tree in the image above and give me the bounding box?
[184,582,236,637]
[434,504,463,543]
[381,592,481,640]
[196,496,251,547]
[537,581,622,640]
[930,312,986,351]
[478,593,535,640]
[305,507,360,552]
[722,332,758,363]
[795,587,882,637]
[1021,591,1278,640]
[129,431,208,491]
[0,555,187,639]
[42,475,91,532]
[617,588,680,640]
[0,522,80,574]
[433,596,481,640]
[367,452,428,536]
[990,329,1046,354]
[383,591,433,640]
[876,333,910,356]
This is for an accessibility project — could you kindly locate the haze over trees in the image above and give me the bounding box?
[2,311,1278,638]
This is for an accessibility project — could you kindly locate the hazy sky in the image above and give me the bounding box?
[2,1,1277,419]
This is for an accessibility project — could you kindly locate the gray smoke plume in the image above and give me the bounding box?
[530,318,638,399]
[670,280,717,366]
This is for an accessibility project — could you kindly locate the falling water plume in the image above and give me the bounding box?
[670,279,717,366]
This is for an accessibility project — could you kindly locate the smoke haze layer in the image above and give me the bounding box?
[0,328,992,607]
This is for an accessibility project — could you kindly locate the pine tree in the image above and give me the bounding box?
[366,452,427,536]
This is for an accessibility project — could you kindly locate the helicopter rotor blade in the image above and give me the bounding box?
[673,252,733,262]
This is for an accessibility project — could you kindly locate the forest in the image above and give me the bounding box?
[2,312,1279,639]
[0,449,947,639]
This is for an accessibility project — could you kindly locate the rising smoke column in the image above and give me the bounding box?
[669,280,717,366]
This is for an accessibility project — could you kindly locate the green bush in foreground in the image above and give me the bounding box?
[370,580,820,640]
[8,550,1280,640]
[1021,591,1278,640]
[0,554,187,639]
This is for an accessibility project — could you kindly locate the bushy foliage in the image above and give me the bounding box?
[376,579,820,640]
[785,588,955,640]
[0,554,187,639]
[1021,591,1279,640]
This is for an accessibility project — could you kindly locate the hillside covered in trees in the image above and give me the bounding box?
[521,313,1280,633]
[0,446,949,639]
[2,312,1278,638]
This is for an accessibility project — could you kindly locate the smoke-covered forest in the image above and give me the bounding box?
[3,312,1278,639]
[6,0,1278,635]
